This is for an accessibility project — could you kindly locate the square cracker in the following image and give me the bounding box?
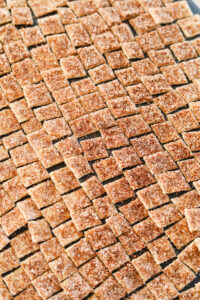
[31,44,59,71]
[91,31,120,54]
[0,74,23,102]
[53,221,83,247]
[101,126,128,149]
[40,238,65,262]
[38,15,64,36]
[47,33,76,60]
[42,200,70,228]
[156,170,190,194]
[60,56,86,79]
[0,159,17,183]
[10,143,37,167]
[131,133,162,157]
[171,41,197,61]
[95,276,126,300]
[104,177,134,204]
[126,83,152,104]
[63,188,91,213]
[144,151,176,175]
[142,74,171,95]
[178,158,200,182]
[111,23,134,43]
[185,208,200,232]
[82,176,105,200]
[161,65,188,86]
[91,108,116,130]
[12,7,33,25]
[149,203,182,228]
[65,154,92,179]
[43,118,71,140]
[20,26,45,47]
[4,268,30,295]
[178,15,200,38]
[17,197,41,221]
[112,146,141,170]
[120,198,148,225]
[49,253,76,282]
[21,252,49,280]
[32,271,60,299]
[178,241,200,273]
[152,121,179,144]
[106,213,131,237]
[0,247,19,275]
[66,23,91,47]
[71,206,101,231]
[93,157,121,182]
[154,91,186,114]
[172,190,200,215]
[28,219,52,243]
[93,196,117,219]
[67,239,95,267]
[78,45,105,70]
[125,164,155,190]
[133,217,163,243]
[119,228,145,255]
[157,23,184,45]
[18,161,49,187]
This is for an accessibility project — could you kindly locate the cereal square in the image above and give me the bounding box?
[93,196,117,219]
[60,100,85,121]
[42,201,70,228]
[31,44,59,71]
[29,219,52,243]
[115,67,141,86]
[98,242,129,271]
[164,259,195,291]
[161,65,188,86]
[10,99,33,123]
[147,274,178,300]
[152,121,179,144]
[81,138,107,160]
[20,26,45,47]
[148,48,175,67]
[12,58,42,86]
[67,239,95,266]
[80,92,106,113]
[12,7,33,25]
[149,6,173,24]
[132,58,159,76]
[106,209,131,236]
[78,45,105,70]
[142,74,171,95]
[149,203,182,228]
[61,273,92,300]
[82,176,105,200]
[38,15,64,35]
[61,56,86,79]
[32,271,60,299]
[172,190,200,215]
[126,83,152,104]
[119,229,145,255]
[121,42,144,60]
[178,241,200,273]
[98,80,126,100]
[41,68,68,92]
[130,12,157,35]
[148,236,176,264]
[49,254,76,282]
[0,23,21,44]
[111,23,134,43]
[183,131,200,151]
[80,256,109,288]
[57,7,77,24]
[178,15,200,38]
[154,91,186,114]
[133,216,163,244]
[157,24,184,45]
[112,146,141,170]
[18,161,49,187]
[47,33,76,59]
[104,177,134,204]
[156,170,190,194]
[132,252,161,282]
[56,136,82,159]
[169,109,199,133]
[0,247,19,275]
[43,118,71,140]
[91,108,116,130]
[166,218,199,250]
[71,78,96,97]
[95,276,126,300]
[81,12,108,35]
[137,183,169,209]
[0,54,11,76]
[69,115,97,137]
[113,0,143,20]
[181,58,200,80]
[71,206,101,231]
[21,252,49,280]
[99,7,121,26]
[144,151,176,174]
[115,263,143,293]
[0,227,9,250]
[69,0,97,17]
[10,143,37,167]
[118,115,151,138]
[24,83,52,108]
[0,187,16,217]
[106,50,130,69]
[17,198,41,221]
[4,268,30,295]
[178,159,200,182]
[166,1,192,21]
[131,133,162,157]
[34,103,61,121]
[28,0,56,17]
[66,23,91,47]
[1,207,26,236]
[125,165,155,190]
[93,157,121,182]
[65,155,92,179]
[0,8,11,25]
[4,40,29,64]
[50,166,79,194]
[53,86,76,104]
[129,287,154,300]
[63,188,91,213]
[101,126,128,149]
[40,238,64,262]
[185,208,200,232]
[89,64,115,84]
[0,74,23,102]
[171,41,197,61]
[91,31,120,53]
[136,30,163,53]
[138,103,164,125]
[53,221,83,247]
[85,224,116,250]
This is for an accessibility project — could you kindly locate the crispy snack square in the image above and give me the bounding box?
[98,80,126,100]
[166,218,199,250]
[118,115,150,138]
[149,203,182,228]
[111,23,134,43]
[149,6,173,24]
[0,247,19,275]
[69,0,97,17]
[93,157,121,182]
[52,86,76,104]
[47,34,76,60]
[0,54,11,76]
[28,0,56,17]
[144,151,176,174]
[178,241,200,273]
[95,276,126,300]
[82,176,105,199]
[157,23,184,45]
[136,30,163,53]
[147,273,178,300]
[49,253,76,282]
[106,213,131,237]
[172,190,200,215]
[0,187,14,217]
[114,0,143,20]
[65,154,92,179]
[178,15,200,38]
[142,74,171,95]
[2,130,27,150]
[131,133,162,157]
[4,267,30,295]
[98,242,129,272]
[81,12,108,35]
[20,26,45,47]
[178,158,200,182]
[50,166,79,194]
[28,180,61,209]
[93,195,117,219]
[1,206,26,236]
[120,198,148,224]
[78,45,105,70]
[43,118,71,140]
[89,64,115,84]
[34,103,61,122]
[0,74,23,102]
[133,217,163,243]
[61,273,92,300]
[92,31,120,53]
[130,12,157,35]
[71,206,101,231]
[115,67,140,86]
[138,103,164,125]
[28,219,52,243]
[12,7,33,25]
[148,49,175,67]
[56,136,82,159]
[0,227,9,250]
[0,159,17,183]
[71,78,96,97]
[104,177,134,203]
[66,23,91,47]
[99,7,121,26]
[80,256,109,288]
[164,259,195,291]
[31,44,59,71]
[11,230,39,259]
[60,100,85,121]
[80,92,105,113]
[24,83,52,108]
[161,65,188,86]
[127,83,153,105]
[183,131,200,151]
[41,68,68,92]
[181,58,200,80]
[38,15,64,36]
[21,252,49,280]
[85,224,116,250]
[40,238,65,262]
[10,99,33,123]
[125,164,155,190]
[156,170,190,194]
[119,228,145,255]
[112,146,141,169]
[132,251,161,282]
[32,271,60,299]
[57,7,77,24]
[61,56,86,79]
[154,91,186,114]
[70,115,97,137]
[18,161,49,187]
[152,121,179,144]
[10,143,37,167]
[132,58,159,76]
[67,239,95,266]
[17,198,41,221]
[63,188,91,212]
[42,201,70,228]
[53,221,83,247]
[185,208,200,232]
[148,235,176,264]
[171,41,197,61]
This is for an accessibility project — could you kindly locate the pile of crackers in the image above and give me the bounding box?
[0,0,200,299]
